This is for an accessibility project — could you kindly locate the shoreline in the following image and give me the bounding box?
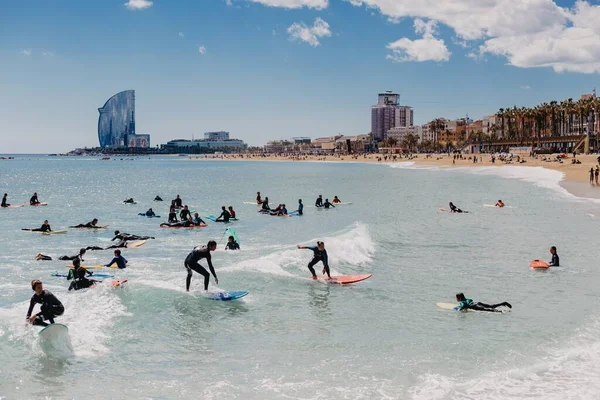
[185,153,600,201]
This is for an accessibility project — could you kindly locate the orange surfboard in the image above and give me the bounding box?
[112,279,128,287]
[316,274,372,284]
[530,260,549,269]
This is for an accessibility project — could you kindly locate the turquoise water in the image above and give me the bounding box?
[1,156,600,399]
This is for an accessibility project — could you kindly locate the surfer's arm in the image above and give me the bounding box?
[26,298,36,318]
[206,255,218,280]
[105,258,117,268]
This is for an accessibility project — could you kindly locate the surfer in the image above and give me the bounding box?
[315,195,323,208]
[297,241,331,280]
[256,192,262,204]
[123,198,135,204]
[332,196,341,204]
[26,280,64,326]
[173,195,183,208]
[323,199,335,209]
[228,206,236,219]
[168,206,178,223]
[225,235,240,250]
[455,293,511,312]
[30,192,40,205]
[180,205,191,221]
[549,246,559,266]
[184,240,219,291]
[70,218,100,228]
[112,230,154,241]
[26,220,52,232]
[296,199,303,215]
[448,202,464,213]
[67,258,98,291]
[154,195,163,201]
[260,197,271,213]
[192,213,206,226]
[495,200,505,208]
[57,248,86,261]
[216,206,231,222]
[106,249,128,269]
[1,193,10,208]
[145,208,156,217]
[161,217,194,228]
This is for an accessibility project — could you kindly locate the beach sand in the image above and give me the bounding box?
[185,153,600,200]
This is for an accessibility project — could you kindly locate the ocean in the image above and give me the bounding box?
[1,156,599,399]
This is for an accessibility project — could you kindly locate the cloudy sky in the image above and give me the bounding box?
[2,0,600,152]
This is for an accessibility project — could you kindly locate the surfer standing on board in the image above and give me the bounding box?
[185,240,218,291]
[26,280,64,326]
[297,241,331,280]
[455,293,511,312]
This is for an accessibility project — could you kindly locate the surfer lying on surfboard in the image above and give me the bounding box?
[26,280,64,326]
[455,293,512,312]
[449,202,467,213]
[23,220,52,232]
[36,248,87,262]
[297,241,331,279]
[70,218,102,229]
[112,230,154,242]
[185,240,219,291]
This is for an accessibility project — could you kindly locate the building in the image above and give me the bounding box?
[163,138,247,152]
[126,134,151,149]
[386,126,422,143]
[204,131,229,141]
[312,135,342,151]
[98,90,149,148]
[371,91,413,141]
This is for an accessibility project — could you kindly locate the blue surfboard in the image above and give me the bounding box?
[51,272,115,278]
[138,213,161,218]
[205,291,248,301]
[206,215,217,222]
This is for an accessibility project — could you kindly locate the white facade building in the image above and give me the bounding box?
[387,126,422,142]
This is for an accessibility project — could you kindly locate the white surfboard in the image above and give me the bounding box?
[38,323,74,357]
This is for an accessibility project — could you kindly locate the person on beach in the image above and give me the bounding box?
[228,206,236,219]
[1,193,10,208]
[70,219,100,228]
[315,195,323,208]
[30,192,40,205]
[323,199,335,209]
[595,167,599,185]
[184,240,218,291]
[256,192,262,205]
[297,241,331,280]
[454,293,512,312]
[173,195,183,208]
[495,200,505,208]
[154,196,163,201]
[179,205,191,221]
[192,213,206,226]
[216,206,231,222]
[168,206,178,223]
[105,249,128,269]
[332,196,342,204]
[449,202,465,213]
[67,258,98,291]
[549,246,560,267]
[225,235,240,250]
[26,280,64,326]
[590,168,595,185]
[24,220,52,232]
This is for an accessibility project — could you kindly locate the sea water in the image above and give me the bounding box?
[1,156,600,399]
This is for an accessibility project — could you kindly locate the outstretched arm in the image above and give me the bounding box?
[207,255,218,284]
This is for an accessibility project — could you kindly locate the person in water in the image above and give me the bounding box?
[296,199,303,216]
[495,200,505,208]
[332,196,341,204]
[192,213,206,226]
[124,198,135,204]
[106,249,128,269]
[179,205,191,221]
[173,195,183,208]
[455,293,512,312]
[58,248,87,261]
[448,202,464,213]
[143,208,156,217]
[28,220,51,232]
[315,195,323,208]
[26,280,64,326]
[184,240,218,291]
[161,217,194,228]
[549,246,560,266]
[216,206,231,222]
[168,206,179,223]
[260,197,271,212]
[297,241,331,279]
[68,258,98,291]
[112,230,154,241]
[30,192,40,205]
[256,192,262,205]
[154,195,163,201]
[1,193,10,208]
[70,218,100,228]
[225,235,240,250]
[323,199,335,209]
[228,206,236,219]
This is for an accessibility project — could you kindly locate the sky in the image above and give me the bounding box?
[2,0,600,152]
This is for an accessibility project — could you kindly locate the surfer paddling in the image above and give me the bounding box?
[184,240,219,291]
[455,293,511,313]
[495,200,505,208]
[26,280,64,326]
[297,241,331,280]
[448,202,467,213]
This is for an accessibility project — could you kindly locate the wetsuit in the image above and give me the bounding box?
[297,203,303,215]
[173,198,183,208]
[162,220,192,228]
[58,253,84,261]
[106,255,127,269]
[31,223,51,232]
[192,217,206,226]
[68,267,97,291]
[449,204,463,213]
[168,211,178,223]
[185,246,216,290]
[71,221,98,228]
[323,201,334,209]
[180,209,191,220]
[154,196,163,201]
[216,210,231,222]
[1,195,9,207]
[105,240,128,249]
[281,207,288,215]
[315,197,323,207]
[112,233,152,241]
[26,290,64,326]
[456,298,510,312]
[261,200,270,211]
[226,241,240,250]
[124,198,135,204]
[146,210,156,217]
[549,253,560,267]
[30,195,40,205]
[304,246,330,278]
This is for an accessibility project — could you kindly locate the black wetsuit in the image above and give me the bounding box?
[106,255,127,269]
[124,198,135,204]
[550,253,560,267]
[30,195,39,205]
[180,209,191,220]
[168,211,178,223]
[192,217,206,226]
[26,290,64,326]
[162,220,192,228]
[216,210,231,222]
[315,197,323,207]
[449,204,463,213]
[31,223,51,232]
[105,240,128,249]
[68,267,97,291]
[1,196,9,207]
[173,198,183,208]
[297,203,304,215]
[112,233,153,241]
[226,241,240,250]
[58,253,84,261]
[323,201,334,209]
[146,210,156,217]
[154,196,163,201]
[71,221,97,228]
[185,245,216,290]
[305,246,330,278]
[458,298,511,312]
[261,200,270,211]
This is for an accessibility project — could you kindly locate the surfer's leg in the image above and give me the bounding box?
[307,258,319,279]
[481,302,512,309]
[196,265,210,290]
[185,263,193,291]
[471,303,501,312]
[32,316,48,326]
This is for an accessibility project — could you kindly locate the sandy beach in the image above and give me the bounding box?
[186,152,600,199]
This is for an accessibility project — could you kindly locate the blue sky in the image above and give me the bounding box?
[1,0,599,152]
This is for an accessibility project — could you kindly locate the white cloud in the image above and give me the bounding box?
[42,52,54,57]
[346,0,600,73]
[178,32,184,38]
[21,49,32,56]
[248,0,327,9]
[124,0,153,10]
[386,19,450,63]
[287,17,331,47]
[198,45,207,55]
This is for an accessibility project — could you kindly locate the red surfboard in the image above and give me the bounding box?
[316,274,372,284]
[530,260,549,269]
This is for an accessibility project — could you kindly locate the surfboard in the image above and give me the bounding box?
[51,272,115,278]
[206,215,233,222]
[530,260,549,269]
[1,203,26,208]
[138,213,161,218]
[224,227,240,245]
[112,279,128,287]
[205,291,248,301]
[31,202,48,206]
[243,201,262,205]
[160,223,207,229]
[331,202,353,205]
[439,208,469,213]
[316,274,372,284]
[38,323,73,356]
[436,302,458,310]
[127,240,147,248]
[41,230,68,235]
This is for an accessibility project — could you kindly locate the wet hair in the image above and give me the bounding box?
[79,248,86,254]
[551,246,557,252]
[228,206,233,209]
[208,240,217,248]
[92,218,98,223]
[456,292,466,301]
[222,206,226,210]
[114,230,120,235]
[228,236,234,241]
[73,258,81,267]
[317,241,324,247]
[31,280,42,290]
[114,249,121,256]
[298,199,302,203]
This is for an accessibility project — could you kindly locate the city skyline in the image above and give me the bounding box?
[2,0,600,153]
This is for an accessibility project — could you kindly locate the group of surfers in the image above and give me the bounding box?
[254,192,344,216]
[2,192,43,208]
[447,199,505,213]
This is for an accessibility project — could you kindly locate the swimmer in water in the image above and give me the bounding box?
[323,199,335,209]
[332,196,341,204]
[549,246,559,267]
[225,235,240,250]
[315,195,323,208]
[454,293,512,312]
[495,200,505,208]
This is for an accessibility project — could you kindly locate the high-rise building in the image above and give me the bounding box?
[98,90,136,148]
[204,131,230,141]
[371,91,413,141]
